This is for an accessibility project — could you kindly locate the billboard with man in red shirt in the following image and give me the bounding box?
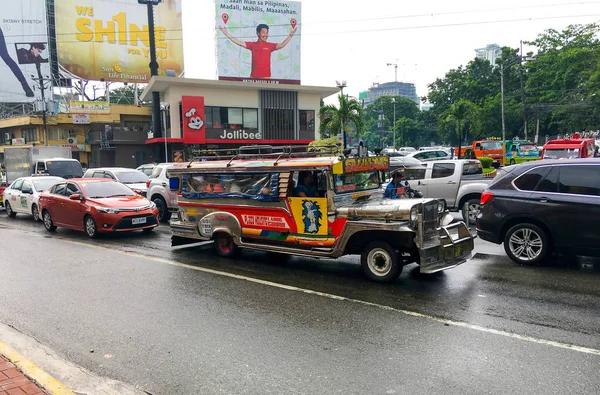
[216,0,301,85]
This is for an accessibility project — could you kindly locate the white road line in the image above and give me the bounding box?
[23,232,600,357]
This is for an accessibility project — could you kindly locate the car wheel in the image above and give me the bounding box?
[42,210,57,231]
[5,202,16,218]
[32,204,40,221]
[214,232,240,258]
[361,241,402,283]
[504,223,550,265]
[84,215,98,239]
[461,198,480,225]
[509,159,516,165]
[153,197,171,222]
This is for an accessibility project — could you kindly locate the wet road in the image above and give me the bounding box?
[0,214,599,395]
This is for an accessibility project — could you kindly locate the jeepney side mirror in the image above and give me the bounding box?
[169,177,180,191]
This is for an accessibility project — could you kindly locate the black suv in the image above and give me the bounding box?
[476,159,600,265]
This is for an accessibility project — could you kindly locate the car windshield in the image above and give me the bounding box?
[481,142,503,150]
[543,148,580,159]
[83,182,136,198]
[45,161,83,178]
[32,178,61,192]
[113,171,149,184]
[334,171,380,193]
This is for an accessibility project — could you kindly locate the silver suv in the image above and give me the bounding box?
[147,163,178,222]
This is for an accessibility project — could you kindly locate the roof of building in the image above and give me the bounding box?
[141,77,340,102]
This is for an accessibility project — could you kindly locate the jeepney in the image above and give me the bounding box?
[505,140,540,165]
[166,149,475,283]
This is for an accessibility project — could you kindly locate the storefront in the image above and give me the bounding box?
[141,77,338,158]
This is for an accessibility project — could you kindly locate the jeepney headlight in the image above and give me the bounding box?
[410,206,419,224]
[438,200,446,213]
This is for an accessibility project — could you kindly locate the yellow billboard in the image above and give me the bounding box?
[55,0,184,83]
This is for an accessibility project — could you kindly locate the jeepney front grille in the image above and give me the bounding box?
[422,201,438,239]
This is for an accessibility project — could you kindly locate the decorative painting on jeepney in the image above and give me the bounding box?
[241,215,291,230]
[339,157,389,174]
[288,197,328,235]
[182,173,279,201]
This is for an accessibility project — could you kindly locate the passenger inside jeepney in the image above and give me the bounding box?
[294,171,323,197]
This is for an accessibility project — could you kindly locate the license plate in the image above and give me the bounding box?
[132,217,147,225]
[455,244,463,257]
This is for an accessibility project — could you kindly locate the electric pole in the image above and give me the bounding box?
[31,63,50,146]
[139,0,164,161]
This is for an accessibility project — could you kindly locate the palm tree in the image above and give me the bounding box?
[319,94,364,148]
[442,99,481,159]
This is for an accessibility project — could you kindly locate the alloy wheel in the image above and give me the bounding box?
[508,228,543,261]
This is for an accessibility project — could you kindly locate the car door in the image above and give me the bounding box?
[49,182,68,225]
[18,180,35,215]
[5,179,24,210]
[403,165,429,196]
[62,182,86,229]
[426,163,459,207]
[550,164,600,254]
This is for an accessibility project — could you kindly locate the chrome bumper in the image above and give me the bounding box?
[417,215,475,274]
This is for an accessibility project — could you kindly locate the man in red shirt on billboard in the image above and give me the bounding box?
[219,23,297,79]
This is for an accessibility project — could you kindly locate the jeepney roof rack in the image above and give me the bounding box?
[186,144,345,168]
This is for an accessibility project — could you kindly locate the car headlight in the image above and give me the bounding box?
[149,202,157,210]
[98,207,118,214]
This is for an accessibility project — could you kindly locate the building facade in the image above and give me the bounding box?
[141,77,338,158]
[0,104,155,168]
[475,44,502,66]
[362,82,419,106]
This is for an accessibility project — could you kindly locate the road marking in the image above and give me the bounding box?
[35,235,600,357]
[0,341,75,395]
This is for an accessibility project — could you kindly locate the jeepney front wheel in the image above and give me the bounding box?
[214,232,240,258]
[361,241,402,283]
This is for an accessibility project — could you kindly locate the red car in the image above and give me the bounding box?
[38,178,159,238]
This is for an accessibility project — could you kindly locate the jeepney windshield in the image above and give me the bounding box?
[519,144,538,152]
[334,170,380,194]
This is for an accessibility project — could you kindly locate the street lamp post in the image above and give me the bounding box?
[500,61,507,166]
[391,98,396,149]
[335,80,347,149]
[139,0,164,161]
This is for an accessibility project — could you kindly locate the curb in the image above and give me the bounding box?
[0,340,75,395]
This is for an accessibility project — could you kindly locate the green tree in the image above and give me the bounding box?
[107,86,148,105]
[441,99,481,158]
[319,94,364,144]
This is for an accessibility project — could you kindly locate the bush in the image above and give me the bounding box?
[479,157,493,168]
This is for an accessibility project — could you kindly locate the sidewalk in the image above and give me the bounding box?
[0,355,46,395]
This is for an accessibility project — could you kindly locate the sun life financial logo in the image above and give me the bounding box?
[219,130,262,140]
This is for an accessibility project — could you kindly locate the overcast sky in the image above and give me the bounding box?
[181,0,600,103]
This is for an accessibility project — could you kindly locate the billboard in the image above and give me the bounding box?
[216,0,301,84]
[0,1,51,103]
[55,0,184,83]
[70,100,110,114]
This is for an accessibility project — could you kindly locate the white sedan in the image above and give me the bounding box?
[3,176,64,221]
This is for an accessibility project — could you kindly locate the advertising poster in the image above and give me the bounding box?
[216,0,301,84]
[70,100,110,114]
[0,0,51,103]
[55,0,184,83]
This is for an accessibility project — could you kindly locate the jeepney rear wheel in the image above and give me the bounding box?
[361,241,402,283]
[214,232,240,258]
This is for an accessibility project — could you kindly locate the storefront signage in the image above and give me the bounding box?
[181,96,206,145]
[218,130,262,140]
[11,138,26,145]
[72,114,91,124]
[343,157,389,173]
[57,144,89,152]
[70,100,110,114]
